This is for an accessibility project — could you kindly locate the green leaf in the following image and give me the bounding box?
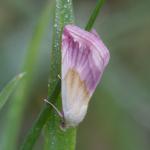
[20,80,61,150]
[0,73,25,110]
[44,0,75,149]
[85,0,105,31]
[0,1,54,150]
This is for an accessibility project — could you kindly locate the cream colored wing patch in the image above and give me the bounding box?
[62,69,90,127]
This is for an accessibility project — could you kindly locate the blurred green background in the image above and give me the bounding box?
[0,0,150,150]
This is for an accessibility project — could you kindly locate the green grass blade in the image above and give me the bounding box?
[85,0,105,31]
[0,73,25,110]
[44,0,76,149]
[23,4,54,72]
[20,80,61,150]
[0,1,54,150]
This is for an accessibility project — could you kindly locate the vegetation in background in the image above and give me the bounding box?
[0,0,150,150]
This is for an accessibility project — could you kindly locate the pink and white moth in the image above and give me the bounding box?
[61,25,110,128]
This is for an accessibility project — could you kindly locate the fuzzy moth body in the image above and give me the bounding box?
[61,25,110,128]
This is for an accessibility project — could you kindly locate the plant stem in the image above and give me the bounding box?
[20,80,61,150]
[85,0,106,31]
[44,0,76,149]
[1,2,53,150]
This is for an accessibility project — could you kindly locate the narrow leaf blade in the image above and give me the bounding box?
[45,0,76,149]
[0,73,25,110]
[85,0,105,31]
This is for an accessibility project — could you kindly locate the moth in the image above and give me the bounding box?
[61,25,110,128]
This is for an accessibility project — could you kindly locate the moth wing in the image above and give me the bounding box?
[61,25,110,127]
[62,69,90,127]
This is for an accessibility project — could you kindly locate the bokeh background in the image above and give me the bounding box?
[0,0,150,150]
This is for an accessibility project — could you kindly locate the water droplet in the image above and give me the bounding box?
[65,14,68,19]
[64,5,67,9]
[52,141,54,145]
[54,24,57,28]
[56,4,60,9]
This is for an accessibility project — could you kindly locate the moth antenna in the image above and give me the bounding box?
[57,74,62,80]
[44,99,63,118]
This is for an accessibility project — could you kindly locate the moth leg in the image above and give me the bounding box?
[44,99,63,118]
[59,121,67,131]
[44,99,66,131]
[57,74,62,80]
